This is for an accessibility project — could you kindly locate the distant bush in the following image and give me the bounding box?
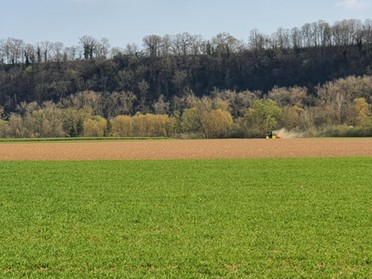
[318,125,372,137]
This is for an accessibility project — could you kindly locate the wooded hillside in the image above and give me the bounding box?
[1,19,372,138]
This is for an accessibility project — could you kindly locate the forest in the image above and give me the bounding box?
[1,18,372,138]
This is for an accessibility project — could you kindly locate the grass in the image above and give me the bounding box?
[0,158,371,278]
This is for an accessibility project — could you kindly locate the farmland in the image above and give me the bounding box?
[1,138,372,160]
[0,143,371,277]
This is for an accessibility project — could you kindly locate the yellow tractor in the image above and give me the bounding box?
[265,131,278,139]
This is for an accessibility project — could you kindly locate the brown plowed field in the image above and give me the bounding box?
[1,138,372,160]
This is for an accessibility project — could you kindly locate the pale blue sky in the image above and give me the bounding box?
[0,0,371,48]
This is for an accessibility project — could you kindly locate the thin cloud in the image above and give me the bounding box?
[336,0,371,10]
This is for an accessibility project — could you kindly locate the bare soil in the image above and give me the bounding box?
[1,138,372,160]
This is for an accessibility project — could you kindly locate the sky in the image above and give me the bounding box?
[0,0,371,48]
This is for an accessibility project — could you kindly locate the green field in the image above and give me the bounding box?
[0,158,371,278]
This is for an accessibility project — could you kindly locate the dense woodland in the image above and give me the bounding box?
[1,19,372,138]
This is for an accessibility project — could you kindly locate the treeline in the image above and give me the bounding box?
[1,19,372,138]
[1,19,372,114]
[2,19,372,64]
[1,75,371,138]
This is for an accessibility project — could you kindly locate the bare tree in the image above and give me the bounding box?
[309,22,320,47]
[153,95,170,114]
[211,32,239,55]
[249,29,268,51]
[301,23,312,47]
[363,19,372,44]
[318,20,332,47]
[268,86,308,107]
[101,91,137,117]
[190,34,205,55]
[3,38,25,64]
[143,34,162,57]
[159,34,171,56]
[64,45,79,61]
[110,46,124,57]
[0,39,5,63]
[95,38,110,59]
[24,43,35,65]
[38,41,53,62]
[272,27,291,49]
[79,35,98,60]
[52,42,64,62]
[170,33,183,55]
[332,19,363,46]
[291,27,303,48]
[177,32,194,56]
[123,43,138,56]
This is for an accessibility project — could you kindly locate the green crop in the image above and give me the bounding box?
[0,158,371,278]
